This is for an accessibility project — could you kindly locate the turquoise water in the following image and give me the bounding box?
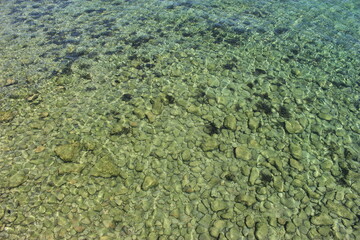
[0,0,359,239]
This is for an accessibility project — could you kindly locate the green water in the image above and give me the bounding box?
[0,0,359,239]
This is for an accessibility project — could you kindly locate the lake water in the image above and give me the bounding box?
[0,0,359,239]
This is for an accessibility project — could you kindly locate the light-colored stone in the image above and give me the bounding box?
[207,76,220,87]
[321,160,333,170]
[327,201,356,220]
[290,143,302,160]
[245,215,255,228]
[303,185,321,199]
[285,120,303,133]
[311,213,334,225]
[201,138,219,151]
[54,143,81,162]
[0,206,4,219]
[285,221,296,233]
[226,227,241,240]
[248,117,259,131]
[235,193,256,207]
[142,175,158,191]
[249,168,260,185]
[234,145,252,160]
[152,97,163,115]
[274,176,284,192]
[90,156,121,178]
[182,149,192,161]
[58,163,85,175]
[318,112,333,121]
[255,222,268,240]
[0,111,15,122]
[210,200,228,212]
[7,171,27,188]
[145,111,156,123]
[289,158,304,171]
[187,104,200,114]
[209,220,226,238]
[223,115,237,130]
[103,219,116,229]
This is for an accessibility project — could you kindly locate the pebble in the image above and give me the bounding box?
[142,175,158,191]
[89,156,121,178]
[318,226,331,236]
[145,111,156,123]
[226,227,241,239]
[209,220,226,238]
[311,213,334,225]
[58,163,85,175]
[187,104,200,114]
[110,123,128,136]
[289,143,302,160]
[182,149,192,161]
[201,138,219,151]
[285,120,303,133]
[255,222,268,240]
[248,117,259,130]
[5,78,17,86]
[318,112,333,121]
[103,219,116,229]
[207,76,220,87]
[170,208,180,218]
[6,171,27,188]
[289,158,304,171]
[54,143,81,162]
[133,108,146,119]
[249,167,259,185]
[0,206,4,219]
[285,221,296,233]
[223,115,237,130]
[280,197,297,209]
[34,145,45,153]
[152,97,163,115]
[199,233,212,240]
[303,185,321,199]
[235,193,256,207]
[273,176,284,192]
[234,145,252,160]
[320,160,333,170]
[210,200,228,212]
[114,185,128,195]
[245,215,255,228]
[326,201,356,220]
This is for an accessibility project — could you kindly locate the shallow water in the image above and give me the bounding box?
[0,0,359,239]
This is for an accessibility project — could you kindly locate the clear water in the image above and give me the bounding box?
[0,0,359,239]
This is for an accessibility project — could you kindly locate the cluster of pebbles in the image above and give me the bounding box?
[1,0,359,239]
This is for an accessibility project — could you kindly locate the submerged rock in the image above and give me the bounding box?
[255,222,268,240]
[285,120,303,134]
[311,213,334,225]
[0,111,15,122]
[223,115,237,130]
[54,143,81,162]
[90,156,121,178]
[234,145,252,160]
[201,138,219,151]
[7,171,27,188]
[235,193,256,206]
[142,175,158,190]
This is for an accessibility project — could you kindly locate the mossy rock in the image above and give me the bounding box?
[0,111,15,122]
[90,156,121,178]
[54,142,81,162]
